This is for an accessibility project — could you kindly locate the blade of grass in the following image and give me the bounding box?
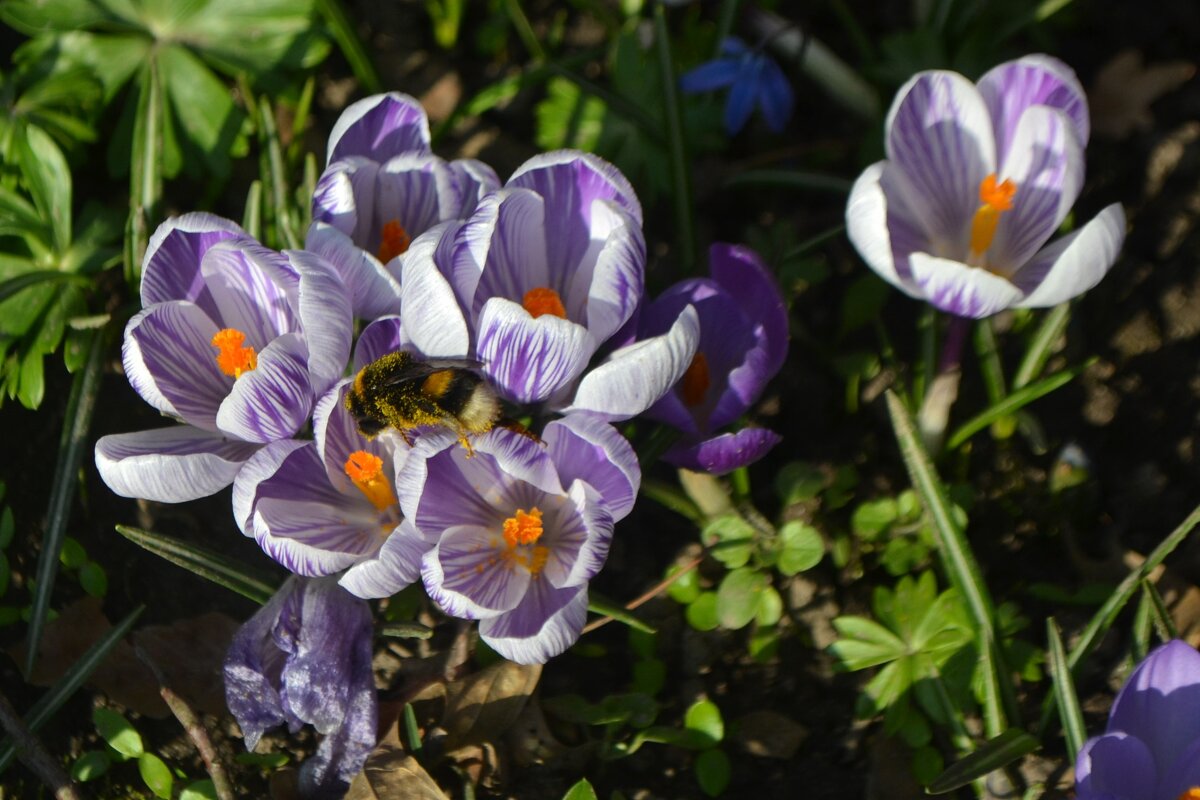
[125,57,163,285]
[504,0,545,62]
[115,525,278,605]
[24,324,109,677]
[260,97,300,250]
[1140,578,1178,642]
[587,594,656,634]
[885,390,1018,735]
[315,0,381,93]
[1046,618,1085,759]
[242,180,262,241]
[653,3,696,273]
[1013,303,1071,390]
[926,728,1039,794]
[1131,588,1152,662]
[946,360,1093,451]
[1,605,144,774]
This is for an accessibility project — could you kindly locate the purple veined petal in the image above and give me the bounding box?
[401,222,472,358]
[1074,732,1159,800]
[199,242,299,357]
[447,159,501,217]
[353,317,405,371]
[679,57,741,94]
[1158,736,1200,800]
[551,481,613,588]
[311,163,362,238]
[710,243,789,378]
[313,380,411,497]
[845,162,929,294]
[286,249,353,397]
[478,581,588,665]
[470,189,552,317]
[885,70,996,247]
[252,499,381,577]
[572,203,645,344]
[566,304,700,421]
[978,54,1089,162]
[1107,640,1200,776]
[757,57,794,134]
[422,524,531,619]
[908,253,1024,318]
[477,297,595,404]
[664,427,783,475]
[224,581,293,748]
[327,91,431,164]
[141,212,245,311]
[122,301,229,429]
[339,519,434,599]
[988,106,1085,273]
[1013,204,1126,308]
[375,153,461,243]
[305,223,402,321]
[469,426,564,498]
[95,427,259,502]
[723,57,760,135]
[231,438,313,534]
[542,414,640,522]
[216,333,313,443]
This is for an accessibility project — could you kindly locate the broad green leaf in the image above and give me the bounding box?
[51,31,152,103]
[535,77,605,151]
[686,591,719,631]
[632,658,666,697]
[927,729,1039,794]
[851,497,899,539]
[138,752,173,799]
[160,44,242,177]
[58,536,87,568]
[701,514,755,569]
[830,616,907,670]
[912,745,945,785]
[715,567,766,630]
[180,780,218,800]
[562,778,598,800]
[756,585,783,627]
[94,708,143,758]
[78,561,107,597]
[0,0,114,33]
[115,525,278,604]
[683,699,724,746]
[777,520,823,575]
[70,750,111,781]
[863,659,913,712]
[186,0,326,75]
[16,125,71,251]
[17,348,45,408]
[666,563,701,604]
[694,748,730,797]
[0,185,50,241]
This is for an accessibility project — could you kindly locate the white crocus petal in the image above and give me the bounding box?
[288,250,353,397]
[542,414,640,522]
[305,223,402,320]
[1014,204,1126,308]
[339,520,433,599]
[577,202,645,344]
[479,582,588,665]
[477,298,596,404]
[95,427,260,503]
[231,438,309,534]
[252,501,380,577]
[909,253,1024,319]
[401,225,471,357]
[421,524,529,620]
[216,333,313,443]
[846,162,925,295]
[566,304,700,421]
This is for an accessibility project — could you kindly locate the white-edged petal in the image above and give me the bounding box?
[909,253,1024,318]
[95,427,259,502]
[477,297,595,404]
[1014,204,1126,308]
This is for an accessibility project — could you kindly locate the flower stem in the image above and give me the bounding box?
[918,315,971,452]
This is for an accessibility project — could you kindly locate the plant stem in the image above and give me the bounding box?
[917,315,970,452]
[0,690,82,800]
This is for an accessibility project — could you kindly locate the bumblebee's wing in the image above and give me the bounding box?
[376,357,484,387]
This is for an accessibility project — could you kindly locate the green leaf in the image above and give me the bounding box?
[562,778,599,800]
[587,593,655,634]
[683,699,724,746]
[180,779,218,800]
[535,77,605,151]
[926,729,1040,794]
[1046,618,1085,760]
[830,616,906,670]
[946,360,1092,450]
[185,0,326,75]
[1013,303,1071,389]
[115,525,278,604]
[912,745,945,785]
[70,750,111,782]
[59,536,87,568]
[632,658,666,697]
[666,563,701,604]
[838,274,891,338]
[701,514,755,569]
[17,125,72,252]
[0,0,115,33]
[694,748,731,797]
[160,44,242,177]
[94,707,143,758]
[686,591,720,632]
[774,461,826,505]
[715,567,766,630]
[652,2,695,271]
[777,521,823,576]
[138,752,173,799]
[314,0,380,92]
[851,497,899,539]
[78,561,107,597]
[755,586,783,627]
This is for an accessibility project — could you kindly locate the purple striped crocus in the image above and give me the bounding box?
[95,213,352,503]
[846,55,1125,319]
[1075,640,1200,800]
[401,150,699,418]
[308,92,499,319]
[641,243,788,474]
[400,415,639,664]
[225,576,377,799]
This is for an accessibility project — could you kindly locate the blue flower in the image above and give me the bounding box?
[680,37,794,135]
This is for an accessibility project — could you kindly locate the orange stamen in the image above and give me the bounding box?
[376,219,411,263]
[1177,789,1200,800]
[344,450,397,512]
[680,352,710,408]
[211,328,257,378]
[522,287,567,319]
[969,173,1018,258]
[502,507,544,548]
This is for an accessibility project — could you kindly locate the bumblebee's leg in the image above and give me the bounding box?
[498,418,544,446]
[398,429,415,448]
[456,427,477,458]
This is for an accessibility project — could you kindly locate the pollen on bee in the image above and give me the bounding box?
[211,328,257,378]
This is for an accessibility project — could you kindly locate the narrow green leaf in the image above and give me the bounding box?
[115,525,278,604]
[242,180,263,241]
[259,96,300,250]
[0,271,89,304]
[126,57,163,284]
[653,3,695,272]
[926,729,1039,794]
[587,594,655,634]
[1046,618,1085,759]
[379,622,434,639]
[17,125,72,252]
[1139,579,1179,642]
[0,605,144,774]
[946,361,1092,450]
[402,703,422,755]
[1014,303,1071,390]
[314,0,381,92]
[24,324,108,677]
[885,391,1018,735]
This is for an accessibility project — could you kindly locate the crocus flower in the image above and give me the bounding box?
[641,244,788,474]
[846,54,1126,319]
[680,36,794,135]
[402,150,699,419]
[309,92,500,319]
[392,415,639,664]
[95,214,353,503]
[1075,639,1200,800]
[225,576,377,799]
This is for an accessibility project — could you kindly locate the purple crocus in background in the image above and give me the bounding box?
[1075,640,1200,800]
[402,149,700,418]
[309,92,500,319]
[680,36,794,135]
[846,54,1126,319]
[95,213,352,503]
[397,415,639,664]
[641,243,788,474]
[225,576,377,799]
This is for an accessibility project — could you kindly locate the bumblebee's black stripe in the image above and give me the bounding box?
[438,370,482,415]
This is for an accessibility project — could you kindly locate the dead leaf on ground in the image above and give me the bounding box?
[441,661,542,752]
[133,612,240,715]
[732,709,808,759]
[345,744,449,800]
[1090,49,1195,139]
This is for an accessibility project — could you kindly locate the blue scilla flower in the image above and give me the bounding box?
[680,36,794,135]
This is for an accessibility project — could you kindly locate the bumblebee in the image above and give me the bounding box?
[345,352,501,455]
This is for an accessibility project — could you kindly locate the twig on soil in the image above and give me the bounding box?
[581,553,705,635]
[0,689,83,800]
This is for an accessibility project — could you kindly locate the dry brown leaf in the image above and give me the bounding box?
[441,661,542,751]
[1090,49,1195,139]
[133,612,240,715]
[732,709,808,759]
[345,745,449,800]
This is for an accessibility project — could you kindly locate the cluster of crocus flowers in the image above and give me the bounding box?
[846,54,1126,318]
[1074,640,1200,800]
